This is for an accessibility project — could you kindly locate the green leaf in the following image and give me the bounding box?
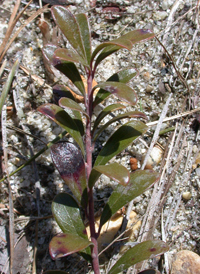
[92,29,155,67]
[100,170,159,227]
[91,121,147,186]
[75,13,91,65]
[49,233,92,259]
[94,120,148,167]
[52,193,87,236]
[52,59,86,95]
[93,82,137,106]
[42,44,59,63]
[51,143,87,205]
[59,97,88,119]
[92,103,125,134]
[108,68,138,83]
[37,104,84,155]
[93,111,147,142]
[108,240,169,274]
[90,163,130,188]
[51,6,90,64]
[54,48,88,66]
[94,68,138,107]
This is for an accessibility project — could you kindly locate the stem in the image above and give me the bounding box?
[85,70,100,274]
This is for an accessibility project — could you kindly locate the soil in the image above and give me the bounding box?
[0,0,199,273]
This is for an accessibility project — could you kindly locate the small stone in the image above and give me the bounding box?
[146,85,154,93]
[196,168,200,177]
[153,11,168,21]
[195,152,200,165]
[142,71,150,80]
[171,250,200,274]
[182,191,192,200]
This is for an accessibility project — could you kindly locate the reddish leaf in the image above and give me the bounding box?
[51,6,91,65]
[92,29,155,67]
[49,233,92,259]
[54,48,88,66]
[94,68,138,107]
[51,143,87,205]
[37,104,84,154]
[108,240,169,274]
[94,81,137,106]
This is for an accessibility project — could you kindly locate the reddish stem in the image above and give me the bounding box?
[85,70,100,274]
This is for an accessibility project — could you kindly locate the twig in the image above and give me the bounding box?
[146,107,200,126]
[155,36,190,94]
[142,93,172,169]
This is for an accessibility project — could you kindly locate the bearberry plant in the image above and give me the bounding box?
[38,6,169,274]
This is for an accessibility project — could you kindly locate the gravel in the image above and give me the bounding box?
[0,0,199,273]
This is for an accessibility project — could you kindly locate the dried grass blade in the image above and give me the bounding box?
[1,106,14,274]
[0,4,49,63]
[0,0,21,57]
[0,60,19,115]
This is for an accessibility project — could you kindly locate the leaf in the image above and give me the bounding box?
[54,48,88,66]
[52,193,86,236]
[49,233,92,259]
[53,84,75,104]
[100,170,159,226]
[108,240,169,274]
[94,120,148,167]
[93,111,147,142]
[91,121,147,186]
[93,82,137,106]
[108,68,138,83]
[92,103,125,134]
[53,86,84,135]
[93,68,138,107]
[90,163,130,188]
[52,58,86,95]
[51,6,90,64]
[92,29,155,67]
[75,13,91,65]
[37,104,84,154]
[59,97,89,119]
[51,143,87,205]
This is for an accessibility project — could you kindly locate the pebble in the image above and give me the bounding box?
[196,168,200,177]
[146,84,154,93]
[144,145,163,169]
[171,250,200,274]
[182,191,192,200]
[153,11,168,21]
